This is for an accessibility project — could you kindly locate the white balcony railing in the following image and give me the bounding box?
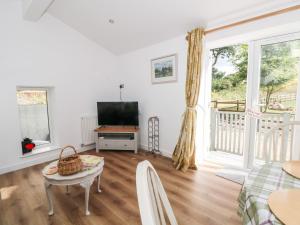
[210,110,245,155]
[210,109,295,161]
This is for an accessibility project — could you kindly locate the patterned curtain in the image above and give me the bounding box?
[172,28,204,172]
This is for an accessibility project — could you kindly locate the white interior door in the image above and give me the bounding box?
[244,32,300,168]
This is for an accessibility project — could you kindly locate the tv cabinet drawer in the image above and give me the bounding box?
[99,139,136,150]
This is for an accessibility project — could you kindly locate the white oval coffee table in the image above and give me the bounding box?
[42,159,104,216]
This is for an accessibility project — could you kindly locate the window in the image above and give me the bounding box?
[17,88,51,150]
[209,44,249,159]
[259,39,300,113]
[210,44,248,112]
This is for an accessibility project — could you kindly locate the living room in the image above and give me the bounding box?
[1,0,300,225]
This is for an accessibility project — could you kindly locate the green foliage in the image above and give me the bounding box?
[211,44,248,93]
[212,67,225,79]
[212,77,232,91]
[260,42,298,112]
[211,46,235,66]
[212,83,247,101]
[211,41,298,112]
[260,42,297,87]
[230,44,248,86]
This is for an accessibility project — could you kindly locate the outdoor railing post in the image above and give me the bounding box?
[281,113,290,161]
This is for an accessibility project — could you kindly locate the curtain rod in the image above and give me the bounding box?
[186,4,300,38]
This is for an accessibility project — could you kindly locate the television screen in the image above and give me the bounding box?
[97,102,139,126]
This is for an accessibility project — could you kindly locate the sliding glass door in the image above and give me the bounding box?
[207,32,300,168]
[208,44,248,167]
[245,32,300,168]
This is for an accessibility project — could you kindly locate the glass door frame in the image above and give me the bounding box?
[243,32,300,169]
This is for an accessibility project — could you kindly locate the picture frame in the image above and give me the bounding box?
[151,54,177,84]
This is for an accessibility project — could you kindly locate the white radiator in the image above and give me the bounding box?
[81,116,97,146]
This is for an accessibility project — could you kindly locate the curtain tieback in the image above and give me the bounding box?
[181,106,196,118]
[186,106,196,110]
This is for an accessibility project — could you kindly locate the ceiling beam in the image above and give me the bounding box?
[23,0,55,21]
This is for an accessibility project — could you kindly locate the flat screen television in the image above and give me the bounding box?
[97,102,139,126]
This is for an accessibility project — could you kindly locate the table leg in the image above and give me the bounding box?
[96,137,99,153]
[97,175,102,193]
[84,184,91,215]
[44,181,54,216]
[80,180,93,216]
[66,185,70,195]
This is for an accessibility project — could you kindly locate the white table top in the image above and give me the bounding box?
[42,159,104,181]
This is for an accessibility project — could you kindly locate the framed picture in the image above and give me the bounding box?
[151,54,177,84]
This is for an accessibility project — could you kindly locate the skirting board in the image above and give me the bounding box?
[0,144,171,175]
[139,144,173,158]
[0,144,95,175]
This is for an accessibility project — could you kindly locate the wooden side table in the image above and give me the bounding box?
[268,189,300,225]
[42,159,104,216]
[282,160,300,179]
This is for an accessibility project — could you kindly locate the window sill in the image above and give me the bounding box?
[20,145,61,158]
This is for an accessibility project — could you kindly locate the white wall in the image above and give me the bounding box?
[117,36,188,156]
[0,0,119,173]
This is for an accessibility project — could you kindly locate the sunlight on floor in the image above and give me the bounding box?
[198,162,223,173]
[0,185,18,200]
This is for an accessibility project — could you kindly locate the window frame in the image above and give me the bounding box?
[17,86,54,152]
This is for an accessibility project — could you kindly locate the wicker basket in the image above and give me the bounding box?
[57,145,83,176]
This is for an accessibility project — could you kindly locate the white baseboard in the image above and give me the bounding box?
[0,144,95,175]
[139,144,173,158]
[0,143,172,175]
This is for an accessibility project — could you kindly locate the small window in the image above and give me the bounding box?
[17,88,51,151]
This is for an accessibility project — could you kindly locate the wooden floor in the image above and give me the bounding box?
[0,150,242,225]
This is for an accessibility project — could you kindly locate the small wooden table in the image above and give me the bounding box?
[42,159,104,216]
[282,160,300,179]
[268,189,300,225]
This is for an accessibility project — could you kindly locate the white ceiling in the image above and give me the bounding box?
[47,0,297,54]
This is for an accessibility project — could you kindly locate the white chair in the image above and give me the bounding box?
[263,121,300,162]
[136,160,178,225]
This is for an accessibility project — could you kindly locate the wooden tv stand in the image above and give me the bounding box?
[94,126,139,153]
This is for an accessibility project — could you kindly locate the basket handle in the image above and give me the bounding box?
[59,145,78,160]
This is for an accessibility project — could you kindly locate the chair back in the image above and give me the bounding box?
[136,160,178,225]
